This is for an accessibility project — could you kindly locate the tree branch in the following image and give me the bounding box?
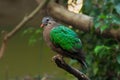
[0,0,48,59]
[47,1,93,32]
[53,55,90,80]
[47,1,120,41]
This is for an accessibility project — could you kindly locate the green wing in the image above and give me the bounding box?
[50,25,82,52]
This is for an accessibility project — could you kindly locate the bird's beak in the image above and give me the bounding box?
[40,24,44,28]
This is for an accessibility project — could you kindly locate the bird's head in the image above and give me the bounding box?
[40,16,54,28]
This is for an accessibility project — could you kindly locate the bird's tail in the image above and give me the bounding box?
[77,58,87,69]
[77,50,87,69]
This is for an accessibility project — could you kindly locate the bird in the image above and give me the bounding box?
[40,16,87,69]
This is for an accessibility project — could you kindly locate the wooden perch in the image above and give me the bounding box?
[53,55,90,80]
[0,0,48,59]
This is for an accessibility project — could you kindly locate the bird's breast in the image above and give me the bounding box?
[43,26,53,47]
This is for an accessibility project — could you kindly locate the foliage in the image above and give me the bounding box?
[81,0,120,80]
[23,27,43,45]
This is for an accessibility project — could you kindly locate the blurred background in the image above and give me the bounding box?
[0,0,65,80]
[0,0,120,80]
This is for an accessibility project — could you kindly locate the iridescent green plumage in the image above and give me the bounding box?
[50,25,82,53]
[41,17,87,69]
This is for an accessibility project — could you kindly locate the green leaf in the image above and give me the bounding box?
[94,45,104,55]
[114,44,119,50]
[29,38,36,45]
[23,30,28,35]
[98,14,107,19]
[100,25,109,33]
[115,3,120,15]
[93,62,99,75]
[22,28,34,35]
[112,16,120,25]
[94,45,110,57]
[95,22,101,29]
[35,29,42,34]
[28,35,37,45]
[116,54,120,64]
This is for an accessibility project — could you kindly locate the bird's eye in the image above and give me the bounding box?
[46,19,49,21]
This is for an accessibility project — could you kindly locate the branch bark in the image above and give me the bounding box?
[47,1,120,41]
[47,1,93,32]
[53,55,90,80]
[0,0,48,59]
